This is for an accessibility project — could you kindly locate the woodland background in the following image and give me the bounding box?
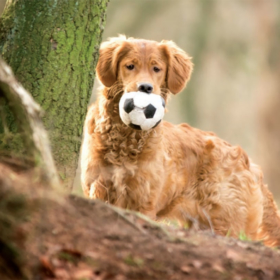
[1,0,280,204]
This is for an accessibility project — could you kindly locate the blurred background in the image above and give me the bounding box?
[1,0,280,204]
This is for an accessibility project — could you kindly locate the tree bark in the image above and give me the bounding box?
[0,0,109,188]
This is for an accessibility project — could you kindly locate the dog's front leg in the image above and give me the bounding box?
[89,176,109,201]
[138,196,159,221]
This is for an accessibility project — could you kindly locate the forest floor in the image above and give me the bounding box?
[1,162,280,280]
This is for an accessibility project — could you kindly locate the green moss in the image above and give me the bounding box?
[151,261,163,270]
[124,255,144,267]
[84,256,99,267]
[57,251,78,263]
[0,189,30,279]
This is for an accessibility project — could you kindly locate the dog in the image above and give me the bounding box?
[81,35,280,247]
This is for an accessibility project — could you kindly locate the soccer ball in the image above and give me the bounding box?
[119,92,165,130]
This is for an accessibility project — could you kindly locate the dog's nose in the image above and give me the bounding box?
[138,83,153,94]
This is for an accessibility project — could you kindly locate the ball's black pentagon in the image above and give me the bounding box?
[124,98,135,114]
[129,123,142,130]
[144,104,156,119]
[152,119,161,129]
[161,97,166,108]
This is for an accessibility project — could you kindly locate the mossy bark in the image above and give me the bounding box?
[0,58,59,187]
[0,0,109,187]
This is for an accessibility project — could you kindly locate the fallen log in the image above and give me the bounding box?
[0,163,279,280]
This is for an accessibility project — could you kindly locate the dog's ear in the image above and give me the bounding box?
[160,41,193,94]
[96,36,130,87]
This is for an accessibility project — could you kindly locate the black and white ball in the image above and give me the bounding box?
[119,92,165,130]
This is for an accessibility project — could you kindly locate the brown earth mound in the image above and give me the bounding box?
[1,163,280,280]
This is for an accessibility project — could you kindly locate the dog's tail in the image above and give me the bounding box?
[258,184,280,247]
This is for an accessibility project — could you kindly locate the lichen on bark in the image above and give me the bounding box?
[0,0,109,187]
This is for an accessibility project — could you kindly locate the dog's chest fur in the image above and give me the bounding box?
[94,107,164,211]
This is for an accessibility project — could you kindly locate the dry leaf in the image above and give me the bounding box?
[180,265,192,274]
[72,268,93,279]
[55,268,70,279]
[212,263,225,273]
[226,249,243,262]
[40,256,55,277]
[192,260,202,269]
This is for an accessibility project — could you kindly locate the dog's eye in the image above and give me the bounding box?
[126,64,134,70]
[153,66,161,73]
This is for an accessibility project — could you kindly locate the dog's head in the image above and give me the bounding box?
[96,35,193,97]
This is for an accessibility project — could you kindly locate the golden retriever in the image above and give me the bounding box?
[81,35,280,247]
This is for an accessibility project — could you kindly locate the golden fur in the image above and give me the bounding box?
[81,36,280,247]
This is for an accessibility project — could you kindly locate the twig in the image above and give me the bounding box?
[108,204,177,240]
[202,208,215,234]
[106,204,147,234]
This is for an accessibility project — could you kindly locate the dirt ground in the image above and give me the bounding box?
[1,163,280,280]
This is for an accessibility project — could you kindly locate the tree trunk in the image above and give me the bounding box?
[0,0,109,188]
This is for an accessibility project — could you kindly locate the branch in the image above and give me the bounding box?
[0,57,59,187]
